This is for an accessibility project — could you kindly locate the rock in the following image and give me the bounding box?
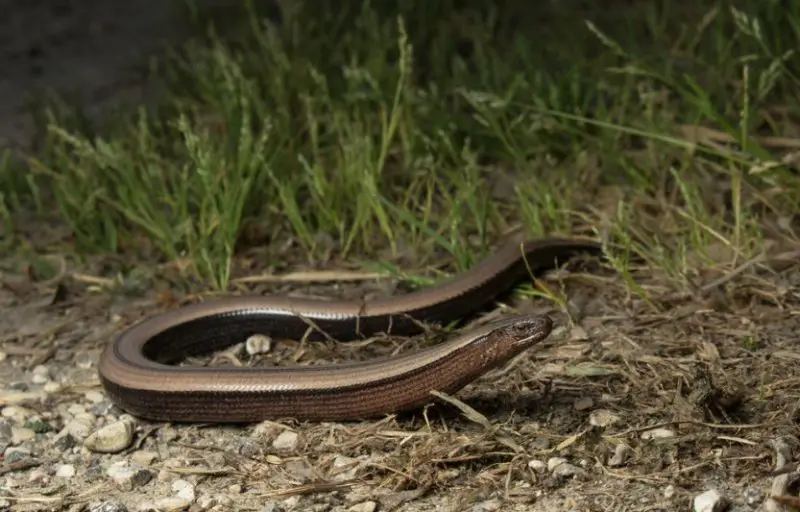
[641,428,676,440]
[589,409,621,427]
[694,489,728,512]
[608,443,633,467]
[272,430,299,452]
[105,460,153,491]
[55,463,77,479]
[84,416,135,453]
[11,426,36,444]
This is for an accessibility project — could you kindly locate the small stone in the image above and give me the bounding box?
[348,502,377,512]
[245,334,272,355]
[31,365,51,384]
[608,443,633,467]
[573,397,594,411]
[88,502,128,512]
[27,469,48,484]
[11,427,36,444]
[85,391,106,404]
[331,455,360,482]
[196,494,216,510]
[8,382,28,391]
[527,460,547,472]
[75,353,94,369]
[23,419,53,434]
[55,464,76,479]
[694,489,728,512]
[105,460,153,491]
[470,499,502,511]
[641,428,676,440]
[547,457,568,472]
[131,451,158,466]
[4,447,31,463]
[63,414,95,440]
[43,381,62,394]
[551,462,588,478]
[84,417,135,453]
[2,406,32,422]
[52,433,77,451]
[743,487,762,506]
[664,485,676,499]
[67,404,88,417]
[152,497,191,511]
[272,430,298,452]
[589,409,621,427]
[172,479,196,502]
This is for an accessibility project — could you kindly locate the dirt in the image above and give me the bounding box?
[1,233,799,511]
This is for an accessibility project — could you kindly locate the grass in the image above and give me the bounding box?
[2,0,798,295]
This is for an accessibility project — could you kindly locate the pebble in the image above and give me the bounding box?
[608,443,633,467]
[67,404,88,417]
[64,413,96,440]
[172,479,196,502]
[664,485,676,499]
[55,464,77,479]
[470,499,501,511]
[131,451,158,466]
[43,381,62,393]
[551,462,587,478]
[331,455,361,481]
[245,334,272,355]
[589,409,621,427]
[151,497,192,511]
[5,447,31,463]
[8,381,28,391]
[89,502,128,512]
[31,364,51,384]
[272,430,299,452]
[84,416,135,453]
[547,457,568,472]
[694,489,728,512]
[106,460,153,491]
[2,405,32,422]
[27,469,48,484]
[573,396,594,411]
[11,426,36,444]
[641,428,676,440]
[52,432,77,451]
[346,502,376,512]
[527,460,547,472]
[85,391,106,404]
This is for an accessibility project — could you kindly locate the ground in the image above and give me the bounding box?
[1,1,800,511]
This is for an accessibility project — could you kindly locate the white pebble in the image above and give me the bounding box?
[694,489,727,512]
[527,460,547,472]
[10,427,35,445]
[641,428,676,440]
[245,334,272,355]
[84,391,106,404]
[43,382,62,393]
[589,409,621,427]
[172,479,196,501]
[84,417,135,453]
[547,457,568,472]
[55,464,76,479]
[151,497,192,511]
[272,430,298,452]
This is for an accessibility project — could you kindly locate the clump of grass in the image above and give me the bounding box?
[6,0,799,296]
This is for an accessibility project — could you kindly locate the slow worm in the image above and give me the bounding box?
[98,237,602,422]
